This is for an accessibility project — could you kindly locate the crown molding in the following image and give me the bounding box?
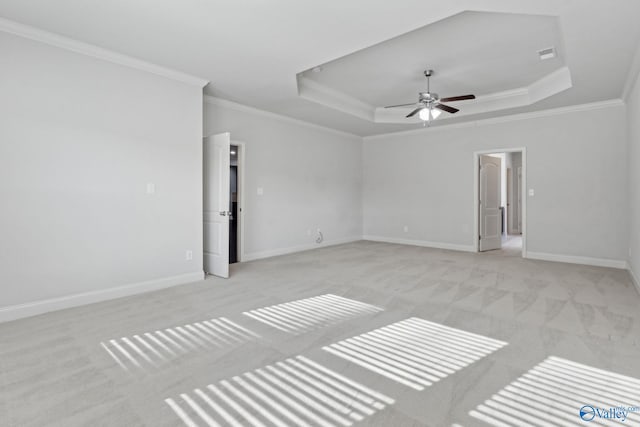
[204,95,361,140]
[363,99,625,141]
[297,76,374,121]
[299,67,572,125]
[0,17,209,88]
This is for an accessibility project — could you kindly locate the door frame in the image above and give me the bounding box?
[473,147,527,257]
[516,166,523,234]
[232,140,246,262]
[203,133,231,277]
[202,135,247,270]
[506,166,512,234]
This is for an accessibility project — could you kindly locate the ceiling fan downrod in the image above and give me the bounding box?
[424,69,433,94]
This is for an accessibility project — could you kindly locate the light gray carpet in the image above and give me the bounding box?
[1,240,639,426]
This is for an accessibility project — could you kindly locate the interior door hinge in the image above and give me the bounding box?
[479,235,482,240]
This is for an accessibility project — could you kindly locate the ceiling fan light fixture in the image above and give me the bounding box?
[384,69,474,121]
[419,107,441,121]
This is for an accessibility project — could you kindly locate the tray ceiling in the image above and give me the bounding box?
[0,1,639,136]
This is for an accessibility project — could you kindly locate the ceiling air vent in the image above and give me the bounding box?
[538,47,556,60]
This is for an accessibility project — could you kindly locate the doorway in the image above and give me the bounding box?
[203,134,244,278]
[473,148,526,257]
[229,145,239,264]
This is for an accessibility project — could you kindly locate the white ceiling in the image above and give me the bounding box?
[301,11,564,106]
[1,0,639,136]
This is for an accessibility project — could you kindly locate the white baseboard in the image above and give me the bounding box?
[0,271,205,323]
[628,262,640,294]
[363,235,475,253]
[526,251,627,269]
[242,236,362,262]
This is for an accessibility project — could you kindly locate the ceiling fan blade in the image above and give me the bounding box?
[406,107,423,118]
[384,103,417,109]
[435,103,459,114]
[439,94,476,102]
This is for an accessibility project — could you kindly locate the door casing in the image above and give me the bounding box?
[473,148,527,256]
[232,140,246,262]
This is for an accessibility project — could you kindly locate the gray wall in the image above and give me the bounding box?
[1,27,636,318]
[0,32,204,310]
[203,100,363,259]
[628,70,640,285]
[363,104,628,262]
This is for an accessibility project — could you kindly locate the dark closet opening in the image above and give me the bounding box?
[229,146,238,264]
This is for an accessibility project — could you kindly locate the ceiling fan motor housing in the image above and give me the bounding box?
[419,92,438,104]
[382,68,473,118]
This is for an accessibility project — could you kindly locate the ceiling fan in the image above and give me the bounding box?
[384,70,475,121]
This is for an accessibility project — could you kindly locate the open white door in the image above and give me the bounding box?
[479,155,502,251]
[204,133,231,278]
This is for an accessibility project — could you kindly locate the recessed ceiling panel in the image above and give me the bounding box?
[1,1,640,136]
[300,11,565,110]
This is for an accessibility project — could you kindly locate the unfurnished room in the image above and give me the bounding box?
[1,1,640,426]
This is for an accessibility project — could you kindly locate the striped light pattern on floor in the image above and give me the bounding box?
[243,294,383,335]
[101,317,259,372]
[165,355,394,427]
[323,317,507,391]
[469,356,640,427]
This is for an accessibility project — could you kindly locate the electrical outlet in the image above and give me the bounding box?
[528,188,535,197]
[403,225,409,233]
[185,250,193,261]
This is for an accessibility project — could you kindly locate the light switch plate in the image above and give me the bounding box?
[146,183,155,194]
[257,187,264,196]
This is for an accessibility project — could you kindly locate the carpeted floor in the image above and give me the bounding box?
[1,240,639,426]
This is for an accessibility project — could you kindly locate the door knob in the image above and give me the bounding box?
[219,211,227,216]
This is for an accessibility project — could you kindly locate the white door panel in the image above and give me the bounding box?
[479,155,502,252]
[204,133,230,278]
